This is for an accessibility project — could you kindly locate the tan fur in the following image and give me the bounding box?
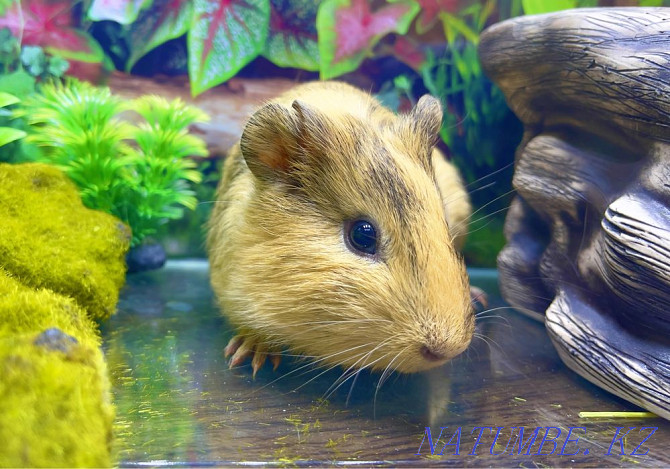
[207,81,474,374]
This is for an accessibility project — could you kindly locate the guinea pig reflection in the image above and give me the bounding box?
[207,81,475,376]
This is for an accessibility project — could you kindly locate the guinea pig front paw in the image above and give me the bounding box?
[224,334,282,378]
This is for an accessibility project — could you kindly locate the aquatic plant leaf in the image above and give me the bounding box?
[0,70,37,98]
[88,0,149,24]
[0,127,26,147]
[0,91,20,108]
[188,0,270,96]
[47,55,70,77]
[0,0,104,63]
[414,0,460,33]
[262,0,319,71]
[125,0,194,71]
[317,0,419,80]
[391,35,426,71]
[20,45,46,76]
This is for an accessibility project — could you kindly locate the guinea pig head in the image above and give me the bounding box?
[235,97,474,373]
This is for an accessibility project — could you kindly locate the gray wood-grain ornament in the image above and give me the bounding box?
[479,8,670,420]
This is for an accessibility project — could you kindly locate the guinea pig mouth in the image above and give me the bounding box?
[420,345,448,362]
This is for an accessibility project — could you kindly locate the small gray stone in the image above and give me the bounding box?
[34,328,79,354]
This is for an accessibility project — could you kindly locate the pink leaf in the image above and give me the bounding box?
[333,0,416,63]
[415,0,462,33]
[392,35,426,71]
[0,0,103,62]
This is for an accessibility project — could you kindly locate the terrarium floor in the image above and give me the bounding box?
[102,260,670,467]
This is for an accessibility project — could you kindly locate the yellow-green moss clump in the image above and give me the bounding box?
[0,163,130,467]
[0,270,114,467]
[0,163,130,321]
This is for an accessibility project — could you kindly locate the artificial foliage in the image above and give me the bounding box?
[17,80,209,247]
[0,91,25,147]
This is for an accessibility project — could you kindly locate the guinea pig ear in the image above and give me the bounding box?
[239,100,329,181]
[290,99,331,155]
[239,102,300,181]
[402,95,444,169]
[410,94,443,147]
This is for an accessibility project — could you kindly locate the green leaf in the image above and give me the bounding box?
[0,70,36,98]
[440,12,479,45]
[521,0,576,15]
[0,91,20,107]
[317,0,419,80]
[44,29,105,63]
[262,0,320,71]
[47,55,70,77]
[0,126,27,147]
[126,0,194,71]
[188,0,270,96]
[20,45,46,76]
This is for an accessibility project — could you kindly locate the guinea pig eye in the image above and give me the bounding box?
[345,219,378,256]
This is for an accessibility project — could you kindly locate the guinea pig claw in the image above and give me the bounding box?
[470,286,489,310]
[229,339,254,369]
[270,354,282,371]
[251,348,268,378]
[224,335,244,358]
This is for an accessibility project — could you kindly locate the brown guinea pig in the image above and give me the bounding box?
[207,81,474,376]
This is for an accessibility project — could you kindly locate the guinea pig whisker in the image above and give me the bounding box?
[457,188,516,226]
[473,332,504,355]
[464,180,498,197]
[290,339,389,392]
[374,345,408,404]
[251,342,376,394]
[461,204,514,236]
[323,355,383,404]
[345,369,362,407]
[474,315,513,328]
[302,349,378,400]
[462,161,516,192]
[321,336,396,402]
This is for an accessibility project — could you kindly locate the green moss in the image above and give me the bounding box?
[0,163,130,467]
[0,163,130,321]
[0,270,114,467]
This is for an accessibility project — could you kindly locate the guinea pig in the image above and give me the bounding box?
[207,81,474,377]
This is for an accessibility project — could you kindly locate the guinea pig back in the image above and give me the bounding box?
[207,81,474,374]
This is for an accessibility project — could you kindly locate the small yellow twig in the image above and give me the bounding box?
[578,411,657,419]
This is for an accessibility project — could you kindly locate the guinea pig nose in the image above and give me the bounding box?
[420,345,446,362]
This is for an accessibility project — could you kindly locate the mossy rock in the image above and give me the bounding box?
[0,163,131,321]
[0,163,130,467]
[0,270,114,467]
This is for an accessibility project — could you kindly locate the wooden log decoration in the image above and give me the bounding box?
[479,8,670,420]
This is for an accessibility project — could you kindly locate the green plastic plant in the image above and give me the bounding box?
[0,91,25,147]
[17,80,208,247]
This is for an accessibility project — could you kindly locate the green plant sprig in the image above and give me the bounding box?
[16,80,209,247]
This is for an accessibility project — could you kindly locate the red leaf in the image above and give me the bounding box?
[392,35,426,71]
[189,0,269,95]
[126,0,193,70]
[0,0,103,62]
[415,0,462,33]
[263,0,319,70]
[334,0,415,63]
